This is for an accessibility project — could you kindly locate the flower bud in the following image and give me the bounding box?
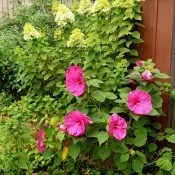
[141,70,153,82]
[136,60,143,67]
[129,149,136,156]
[59,124,67,134]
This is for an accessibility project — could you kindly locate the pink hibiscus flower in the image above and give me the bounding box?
[141,70,153,82]
[65,66,86,96]
[65,66,83,77]
[37,128,46,153]
[136,60,143,67]
[37,140,46,153]
[64,110,93,137]
[109,113,127,140]
[127,90,152,115]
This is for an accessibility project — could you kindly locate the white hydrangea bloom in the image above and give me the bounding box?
[77,0,92,15]
[67,28,86,48]
[23,23,41,41]
[91,0,111,14]
[55,4,75,27]
[113,0,144,8]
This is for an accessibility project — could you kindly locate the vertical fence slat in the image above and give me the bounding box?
[0,0,35,16]
[0,0,71,17]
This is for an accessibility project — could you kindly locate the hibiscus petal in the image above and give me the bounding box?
[113,128,126,140]
[67,124,79,136]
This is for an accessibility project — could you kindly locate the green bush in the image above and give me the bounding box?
[0,0,175,174]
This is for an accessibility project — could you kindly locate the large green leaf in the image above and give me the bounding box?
[166,134,175,143]
[69,143,80,161]
[86,79,104,88]
[98,145,111,160]
[156,155,172,171]
[110,107,125,113]
[105,92,117,100]
[134,128,147,147]
[97,131,109,145]
[132,157,144,173]
[91,90,106,102]
[132,31,140,39]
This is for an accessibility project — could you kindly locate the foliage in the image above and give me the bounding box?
[0,0,175,174]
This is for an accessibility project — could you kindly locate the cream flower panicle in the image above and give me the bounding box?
[77,0,92,15]
[23,23,41,41]
[67,28,86,48]
[91,0,111,14]
[52,0,60,15]
[113,0,144,8]
[55,4,75,27]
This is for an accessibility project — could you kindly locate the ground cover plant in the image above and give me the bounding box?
[1,0,175,174]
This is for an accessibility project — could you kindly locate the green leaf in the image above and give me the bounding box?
[86,124,101,138]
[165,128,174,134]
[98,131,109,145]
[151,122,162,129]
[130,49,138,56]
[118,87,131,93]
[44,73,52,80]
[93,44,101,52]
[110,141,128,153]
[132,31,140,39]
[170,163,175,175]
[151,95,163,108]
[154,73,170,79]
[45,128,54,138]
[18,152,28,169]
[134,128,147,147]
[86,79,104,88]
[134,14,142,21]
[46,80,56,88]
[69,143,80,161]
[57,132,65,142]
[43,149,52,160]
[132,157,144,173]
[133,117,149,128]
[118,27,129,38]
[157,132,164,141]
[98,145,111,160]
[148,108,160,116]
[130,112,140,121]
[120,153,129,162]
[119,93,128,101]
[148,143,157,152]
[53,90,60,96]
[171,89,175,100]
[105,92,117,100]
[66,162,75,172]
[110,107,125,113]
[136,151,147,164]
[156,154,172,171]
[91,90,106,102]
[166,134,175,143]
[115,154,128,170]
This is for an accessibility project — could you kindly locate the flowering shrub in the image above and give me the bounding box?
[0,0,175,174]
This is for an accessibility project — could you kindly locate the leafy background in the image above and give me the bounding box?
[0,0,175,174]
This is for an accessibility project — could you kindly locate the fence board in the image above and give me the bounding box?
[0,0,34,16]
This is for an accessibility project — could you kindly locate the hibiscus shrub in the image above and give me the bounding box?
[1,0,175,174]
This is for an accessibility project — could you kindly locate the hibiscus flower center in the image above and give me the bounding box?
[114,125,118,129]
[77,121,81,126]
[76,79,82,85]
[136,102,140,106]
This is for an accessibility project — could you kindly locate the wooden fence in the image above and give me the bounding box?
[0,0,73,16]
[0,0,34,16]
